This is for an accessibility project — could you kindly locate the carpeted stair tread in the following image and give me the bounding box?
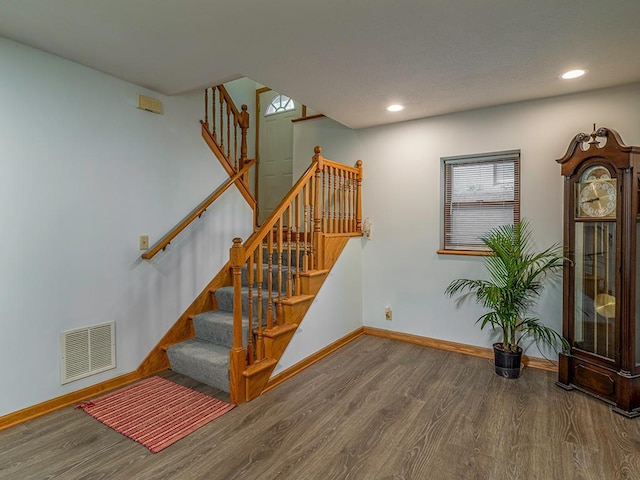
[193,310,250,348]
[215,286,283,318]
[166,247,307,392]
[166,339,230,392]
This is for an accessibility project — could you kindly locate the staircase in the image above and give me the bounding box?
[137,84,363,404]
[165,248,299,392]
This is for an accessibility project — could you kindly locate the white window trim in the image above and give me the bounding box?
[439,149,521,255]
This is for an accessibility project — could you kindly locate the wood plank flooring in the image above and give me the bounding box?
[1,335,640,479]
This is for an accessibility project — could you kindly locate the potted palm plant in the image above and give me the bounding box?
[445,220,569,378]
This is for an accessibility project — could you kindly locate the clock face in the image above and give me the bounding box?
[578,179,617,218]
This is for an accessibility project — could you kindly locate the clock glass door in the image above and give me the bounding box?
[573,221,616,360]
[637,197,640,366]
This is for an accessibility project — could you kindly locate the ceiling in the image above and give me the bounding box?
[1,1,639,129]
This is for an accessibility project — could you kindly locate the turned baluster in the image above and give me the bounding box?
[204,88,209,128]
[341,170,347,233]
[318,164,331,233]
[276,219,284,325]
[211,87,217,141]
[331,167,340,233]
[356,160,363,232]
[294,192,301,293]
[286,205,293,298]
[233,117,238,171]
[226,102,231,163]
[256,244,264,360]
[219,88,224,153]
[325,167,331,233]
[303,182,310,272]
[348,172,355,232]
[327,166,332,233]
[266,230,274,330]
[246,253,254,365]
[341,171,348,233]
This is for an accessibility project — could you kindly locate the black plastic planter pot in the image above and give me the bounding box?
[493,343,523,379]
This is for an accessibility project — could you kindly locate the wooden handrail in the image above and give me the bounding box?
[217,85,240,118]
[323,158,361,175]
[242,160,319,258]
[141,159,256,260]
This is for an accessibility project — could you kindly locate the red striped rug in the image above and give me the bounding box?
[76,376,235,453]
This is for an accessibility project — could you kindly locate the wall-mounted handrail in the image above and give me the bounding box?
[141,159,256,260]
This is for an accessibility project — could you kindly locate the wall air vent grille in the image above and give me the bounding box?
[61,322,116,384]
[136,94,163,114]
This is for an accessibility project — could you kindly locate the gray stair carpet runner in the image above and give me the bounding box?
[167,249,302,392]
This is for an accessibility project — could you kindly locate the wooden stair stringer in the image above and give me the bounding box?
[242,234,353,400]
[136,260,232,377]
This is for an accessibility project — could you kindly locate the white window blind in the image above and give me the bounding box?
[442,150,520,251]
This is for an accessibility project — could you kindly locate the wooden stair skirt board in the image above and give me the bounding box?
[1,326,559,431]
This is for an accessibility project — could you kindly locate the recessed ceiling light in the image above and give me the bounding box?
[386,104,404,112]
[561,69,586,80]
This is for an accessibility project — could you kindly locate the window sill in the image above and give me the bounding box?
[437,249,492,257]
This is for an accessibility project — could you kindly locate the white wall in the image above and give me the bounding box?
[293,116,361,178]
[267,119,364,375]
[360,83,640,358]
[294,83,640,359]
[0,38,253,416]
[273,237,363,375]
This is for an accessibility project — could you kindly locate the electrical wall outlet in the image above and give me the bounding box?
[139,235,149,250]
[385,306,392,321]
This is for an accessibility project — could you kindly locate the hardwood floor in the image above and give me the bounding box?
[1,335,640,479]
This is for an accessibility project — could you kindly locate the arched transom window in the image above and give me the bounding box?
[265,94,295,116]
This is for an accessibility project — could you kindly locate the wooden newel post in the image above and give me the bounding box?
[313,146,323,234]
[238,104,249,171]
[356,160,363,232]
[229,237,247,404]
[312,146,324,269]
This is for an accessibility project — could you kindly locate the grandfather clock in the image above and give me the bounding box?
[557,126,640,417]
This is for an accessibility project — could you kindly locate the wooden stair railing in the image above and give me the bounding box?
[141,159,256,260]
[203,85,249,171]
[229,146,363,404]
[201,84,257,220]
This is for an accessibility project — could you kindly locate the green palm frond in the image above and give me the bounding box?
[445,219,568,353]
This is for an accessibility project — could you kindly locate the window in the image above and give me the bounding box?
[265,94,295,116]
[441,150,520,253]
